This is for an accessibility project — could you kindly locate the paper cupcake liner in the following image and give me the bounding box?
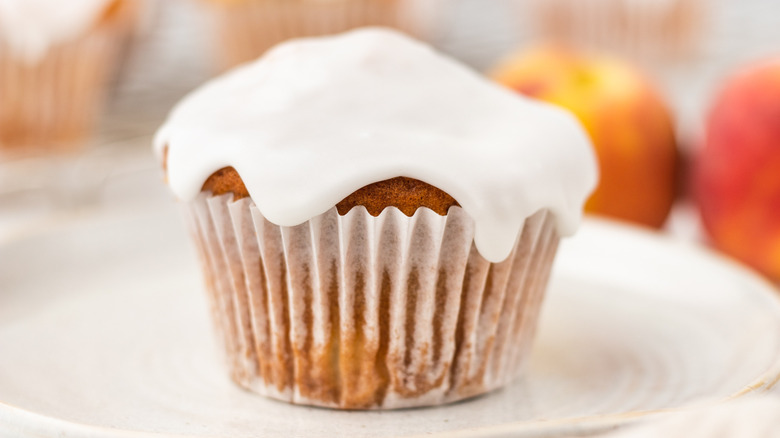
[187,192,559,409]
[0,1,137,153]
[211,0,420,69]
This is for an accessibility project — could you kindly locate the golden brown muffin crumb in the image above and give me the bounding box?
[336,176,459,216]
[202,167,251,198]
[201,167,459,216]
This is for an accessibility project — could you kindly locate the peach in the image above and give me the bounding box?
[694,59,780,279]
[491,46,678,228]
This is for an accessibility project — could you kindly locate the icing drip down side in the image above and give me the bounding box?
[154,28,599,263]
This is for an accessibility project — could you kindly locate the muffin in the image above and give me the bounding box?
[155,28,598,409]
[0,0,139,153]
[206,0,435,69]
[529,0,706,62]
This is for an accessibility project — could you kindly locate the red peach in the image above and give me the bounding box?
[695,59,780,279]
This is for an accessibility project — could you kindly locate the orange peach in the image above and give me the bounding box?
[491,46,678,228]
[694,59,780,279]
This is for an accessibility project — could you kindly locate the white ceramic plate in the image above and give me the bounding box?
[1,206,780,438]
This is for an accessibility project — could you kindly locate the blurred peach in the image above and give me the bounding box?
[491,46,678,228]
[695,59,780,279]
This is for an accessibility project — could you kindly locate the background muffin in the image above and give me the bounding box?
[0,0,139,154]
[155,29,598,409]
[206,0,438,69]
[529,0,706,63]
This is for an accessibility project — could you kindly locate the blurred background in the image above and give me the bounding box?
[0,0,779,279]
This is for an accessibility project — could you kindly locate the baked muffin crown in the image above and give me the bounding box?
[202,167,459,216]
[155,28,598,262]
[0,0,123,62]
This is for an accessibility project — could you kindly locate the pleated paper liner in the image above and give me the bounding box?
[210,0,420,70]
[188,192,559,409]
[0,0,138,154]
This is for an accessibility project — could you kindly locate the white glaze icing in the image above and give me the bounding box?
[0,0,115,63]
[155,28,598,263]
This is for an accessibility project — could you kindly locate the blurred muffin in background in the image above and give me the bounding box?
[529,0,706,63]
[207,0,441,69]
[0,0,139,155]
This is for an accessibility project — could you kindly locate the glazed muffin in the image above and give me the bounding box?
[206,0,435,69]
[155,28,598,409]
[0,0,139,153]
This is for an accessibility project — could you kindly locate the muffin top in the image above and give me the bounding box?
[155,28,598,262]
[0,0,118,62]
